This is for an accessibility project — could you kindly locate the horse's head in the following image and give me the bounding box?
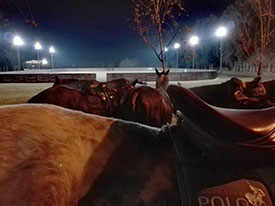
[155,68,170,91]
[229,77,266,97]
[245,77,266,97]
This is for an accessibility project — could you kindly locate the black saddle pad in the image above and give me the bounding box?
[167,125,275,205]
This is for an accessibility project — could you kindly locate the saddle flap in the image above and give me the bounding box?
[196,179,273,206]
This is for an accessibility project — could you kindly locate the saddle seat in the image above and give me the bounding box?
[167,85,275,150]
[208,101,275,138]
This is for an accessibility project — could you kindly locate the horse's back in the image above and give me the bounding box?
[0,104,114,206]
[28,85,104,115]
[53,78,99,93]
[106,78,131,89]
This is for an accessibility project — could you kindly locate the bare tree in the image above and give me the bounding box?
[238,0,275,76]
[133,0,184,72]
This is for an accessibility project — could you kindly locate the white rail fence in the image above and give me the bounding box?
[233,62,275,73]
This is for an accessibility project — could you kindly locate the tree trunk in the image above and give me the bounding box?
[157,16,165,72]
[257,61,263,76]
[256,0,264,77]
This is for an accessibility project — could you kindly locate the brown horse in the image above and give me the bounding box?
[229,77,274,108]
[28,85,108,116]
[190,77,275,109]
[53,77,99,93]
[54,76,143,97]
[28,78,143,117]
[119,68,173,127]
[0,104,274,206]
[0,104,180,206]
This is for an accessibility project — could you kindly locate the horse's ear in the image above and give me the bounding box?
[54,76,60,86]
[165,69,170,75]
[252,76,261,83]
[155,68,161,76]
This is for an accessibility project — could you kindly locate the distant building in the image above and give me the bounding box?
[25,60,48,70]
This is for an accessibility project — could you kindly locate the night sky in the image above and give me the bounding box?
[1,0,234,67]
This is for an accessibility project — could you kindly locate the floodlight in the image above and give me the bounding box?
[189,36,199,46]
[13,36,24,46]
[215,27,227,37]
[34,42,42,50]
[174,43,180,49]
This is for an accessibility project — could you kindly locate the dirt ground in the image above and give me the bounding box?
[0,83,53,105]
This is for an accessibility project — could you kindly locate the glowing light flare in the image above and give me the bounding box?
[13,36,24,46]
[189,36,199,46]
[49,46,55,53]
[34,42,42,50]
[215,26,228,38]
[164,47,168,52]
[42,58,48,65]
[174,43,180,49]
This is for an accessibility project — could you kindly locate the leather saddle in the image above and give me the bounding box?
[167,85,275,163]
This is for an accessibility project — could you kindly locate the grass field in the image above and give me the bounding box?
[0,83,52,105]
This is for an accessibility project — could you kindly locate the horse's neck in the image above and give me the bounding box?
[157,86,168,97]
[156,77,169,91]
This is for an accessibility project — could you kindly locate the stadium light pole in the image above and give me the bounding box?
[215,26,227,72]
[49,46,55,69]
[164,47,168,68]
[174,43,180,68]
[13,36,24,71]
[189,35,199,69]
[34,42,42,69]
